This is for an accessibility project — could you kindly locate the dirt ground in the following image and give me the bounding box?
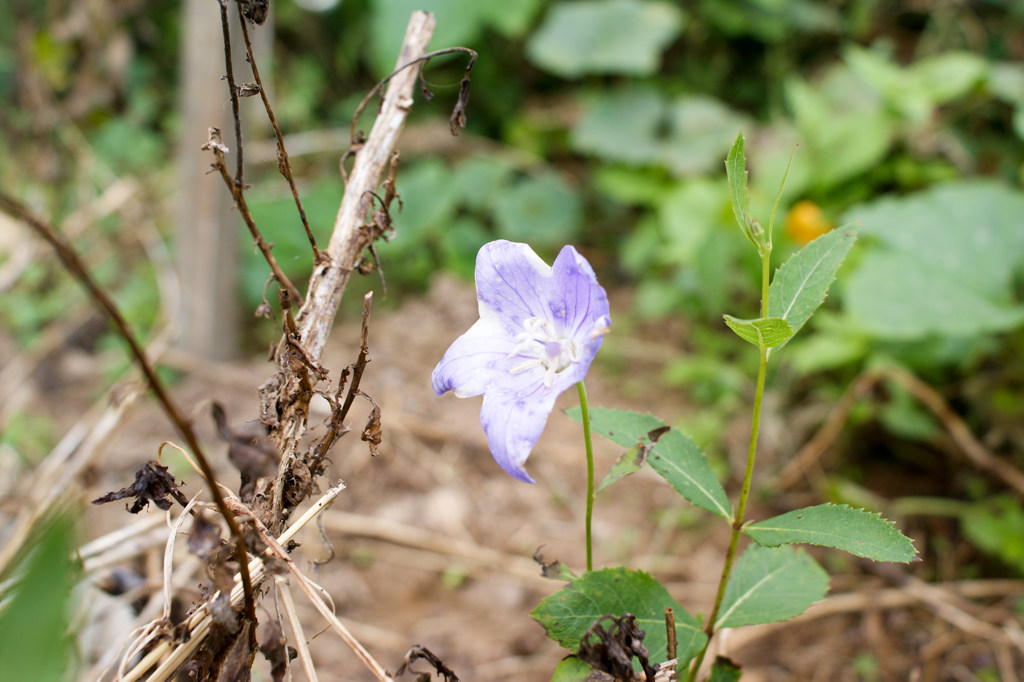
[6,274,1024,681]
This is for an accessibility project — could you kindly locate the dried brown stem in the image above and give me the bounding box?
[349,47,478,145]
[217,0,245,183]
[237,10,321,261]
[204,127,304,306]
[0,193,258,626]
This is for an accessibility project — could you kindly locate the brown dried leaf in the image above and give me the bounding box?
[91,460,187,513]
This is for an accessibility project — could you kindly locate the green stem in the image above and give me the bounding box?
[688,249,772,681]
[577,381,595,572]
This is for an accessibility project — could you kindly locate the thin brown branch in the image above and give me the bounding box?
[884,364,1024,498]
[217,0,245,183]
[0,193,258,626]
[237,12,322,262]
[203,127,305,306]
[349,46,478,145]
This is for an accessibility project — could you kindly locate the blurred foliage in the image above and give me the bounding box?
[0,513,78,682]
[3,0,1024,581]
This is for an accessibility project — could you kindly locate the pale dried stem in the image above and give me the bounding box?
[258,11,436,532]
[117,480,347,681]
[277,577,320,682]
[231,497,393,681]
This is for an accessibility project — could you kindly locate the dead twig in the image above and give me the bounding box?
[236,7,321,262]
[0,194,258,626]
[256,12,438,535]
[202,127,304,306]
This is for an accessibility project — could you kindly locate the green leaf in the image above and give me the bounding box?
[716,545,829,629]
[767,225,858,345]
[532,567,706,666]
[709,657,743,682]
[725,131,753,242]
[960,495,1024,574]
[0,514,78,682]
[662,97,747,176]
[551,656,593,682]
[564,407,731,518]
[648,430,732,520]
[841,181,1024,340]
[369,0,486,76]
[526,0,685,78]
[746,503,917,562]
[493,171,582,247]
[564,406,665,448]
[571,87,668,165]
[597,441,653,494]
[722,315,793,349]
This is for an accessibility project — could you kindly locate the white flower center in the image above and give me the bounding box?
[508,316,579,388]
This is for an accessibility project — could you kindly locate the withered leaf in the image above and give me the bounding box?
[577,614,656,682]
[188,512,223,561]
[396,645,459,682]
[259,619,295,682]
[361,399,382,456]
[92,460,187,513]
[216,621,254,682]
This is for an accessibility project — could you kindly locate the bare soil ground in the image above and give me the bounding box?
[5,275,1023,681]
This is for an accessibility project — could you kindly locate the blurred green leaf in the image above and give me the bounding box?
[716,545,829,628]
[663,97,746,176]
[571,87,667,165]
[526,0,685,78]
[532,567,706,667]
[369,0,487,76]
[0,514,77,682]
[493,171,581,247]
[551,656,593,681]
[961,496,1024,575]
[786,72,892,190]
[709,657,743,682]
[842,181,1024,339]
[476,0,545,37]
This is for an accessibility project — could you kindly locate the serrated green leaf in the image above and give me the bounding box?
[597,441,655,494]
[716,545,829,628]
[564,406,665,448]
[565,408,730,518]
[722,315,793,348]
[709,657,742,682]
[552,656,593,682]
[746,503,917,562]
[767,225,858,345]
[648,430,732,520]
[532,568,706,666]
[725,131,754,244]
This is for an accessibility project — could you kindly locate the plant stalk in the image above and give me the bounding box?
[578,381,596,572]
[688,249,772,680]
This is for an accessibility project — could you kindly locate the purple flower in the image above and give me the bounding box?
[432,240,611,483]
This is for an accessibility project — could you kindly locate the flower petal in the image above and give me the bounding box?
[474,240,559,335]
[551,245,611,340]
[478,380,559,483]
[431,317,518,398]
